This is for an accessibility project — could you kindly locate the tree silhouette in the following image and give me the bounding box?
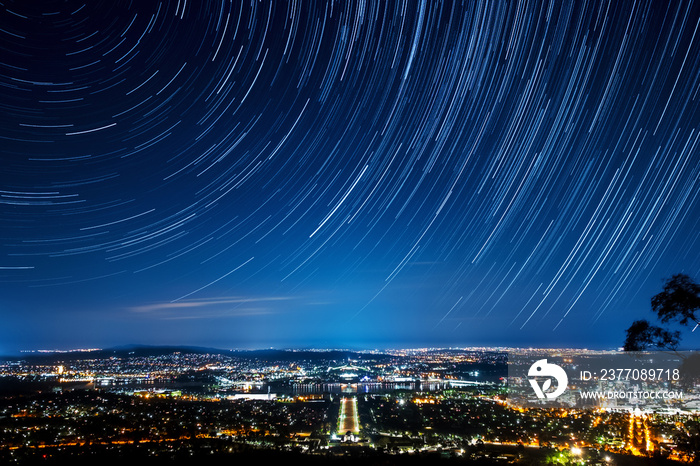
[651,273,700,327]
[623,274,699,351]
[623,320,680,351]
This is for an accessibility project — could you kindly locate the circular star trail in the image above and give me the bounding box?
[0,1,699,351]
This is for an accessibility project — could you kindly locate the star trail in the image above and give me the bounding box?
[1,1,699,352]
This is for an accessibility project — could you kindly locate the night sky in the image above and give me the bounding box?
[1,1,699,353]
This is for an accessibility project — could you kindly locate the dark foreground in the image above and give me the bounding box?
[2,440,685,466]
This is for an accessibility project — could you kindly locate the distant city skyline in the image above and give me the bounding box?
[6,344,624,358]
[1,1,699,353]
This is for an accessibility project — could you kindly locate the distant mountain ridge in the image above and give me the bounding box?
[1,345,395,364]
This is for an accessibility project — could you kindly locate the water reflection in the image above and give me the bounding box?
[91,378,480,396]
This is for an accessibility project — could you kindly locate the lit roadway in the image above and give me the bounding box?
[338,397,359,434]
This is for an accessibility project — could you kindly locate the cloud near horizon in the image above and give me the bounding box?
[129,296,294,316]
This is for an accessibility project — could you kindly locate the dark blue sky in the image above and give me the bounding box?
[1,1,699,353]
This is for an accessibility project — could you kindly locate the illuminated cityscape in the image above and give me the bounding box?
[1,347,698,464]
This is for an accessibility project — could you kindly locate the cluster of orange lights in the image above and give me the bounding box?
[412,398,436,405]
